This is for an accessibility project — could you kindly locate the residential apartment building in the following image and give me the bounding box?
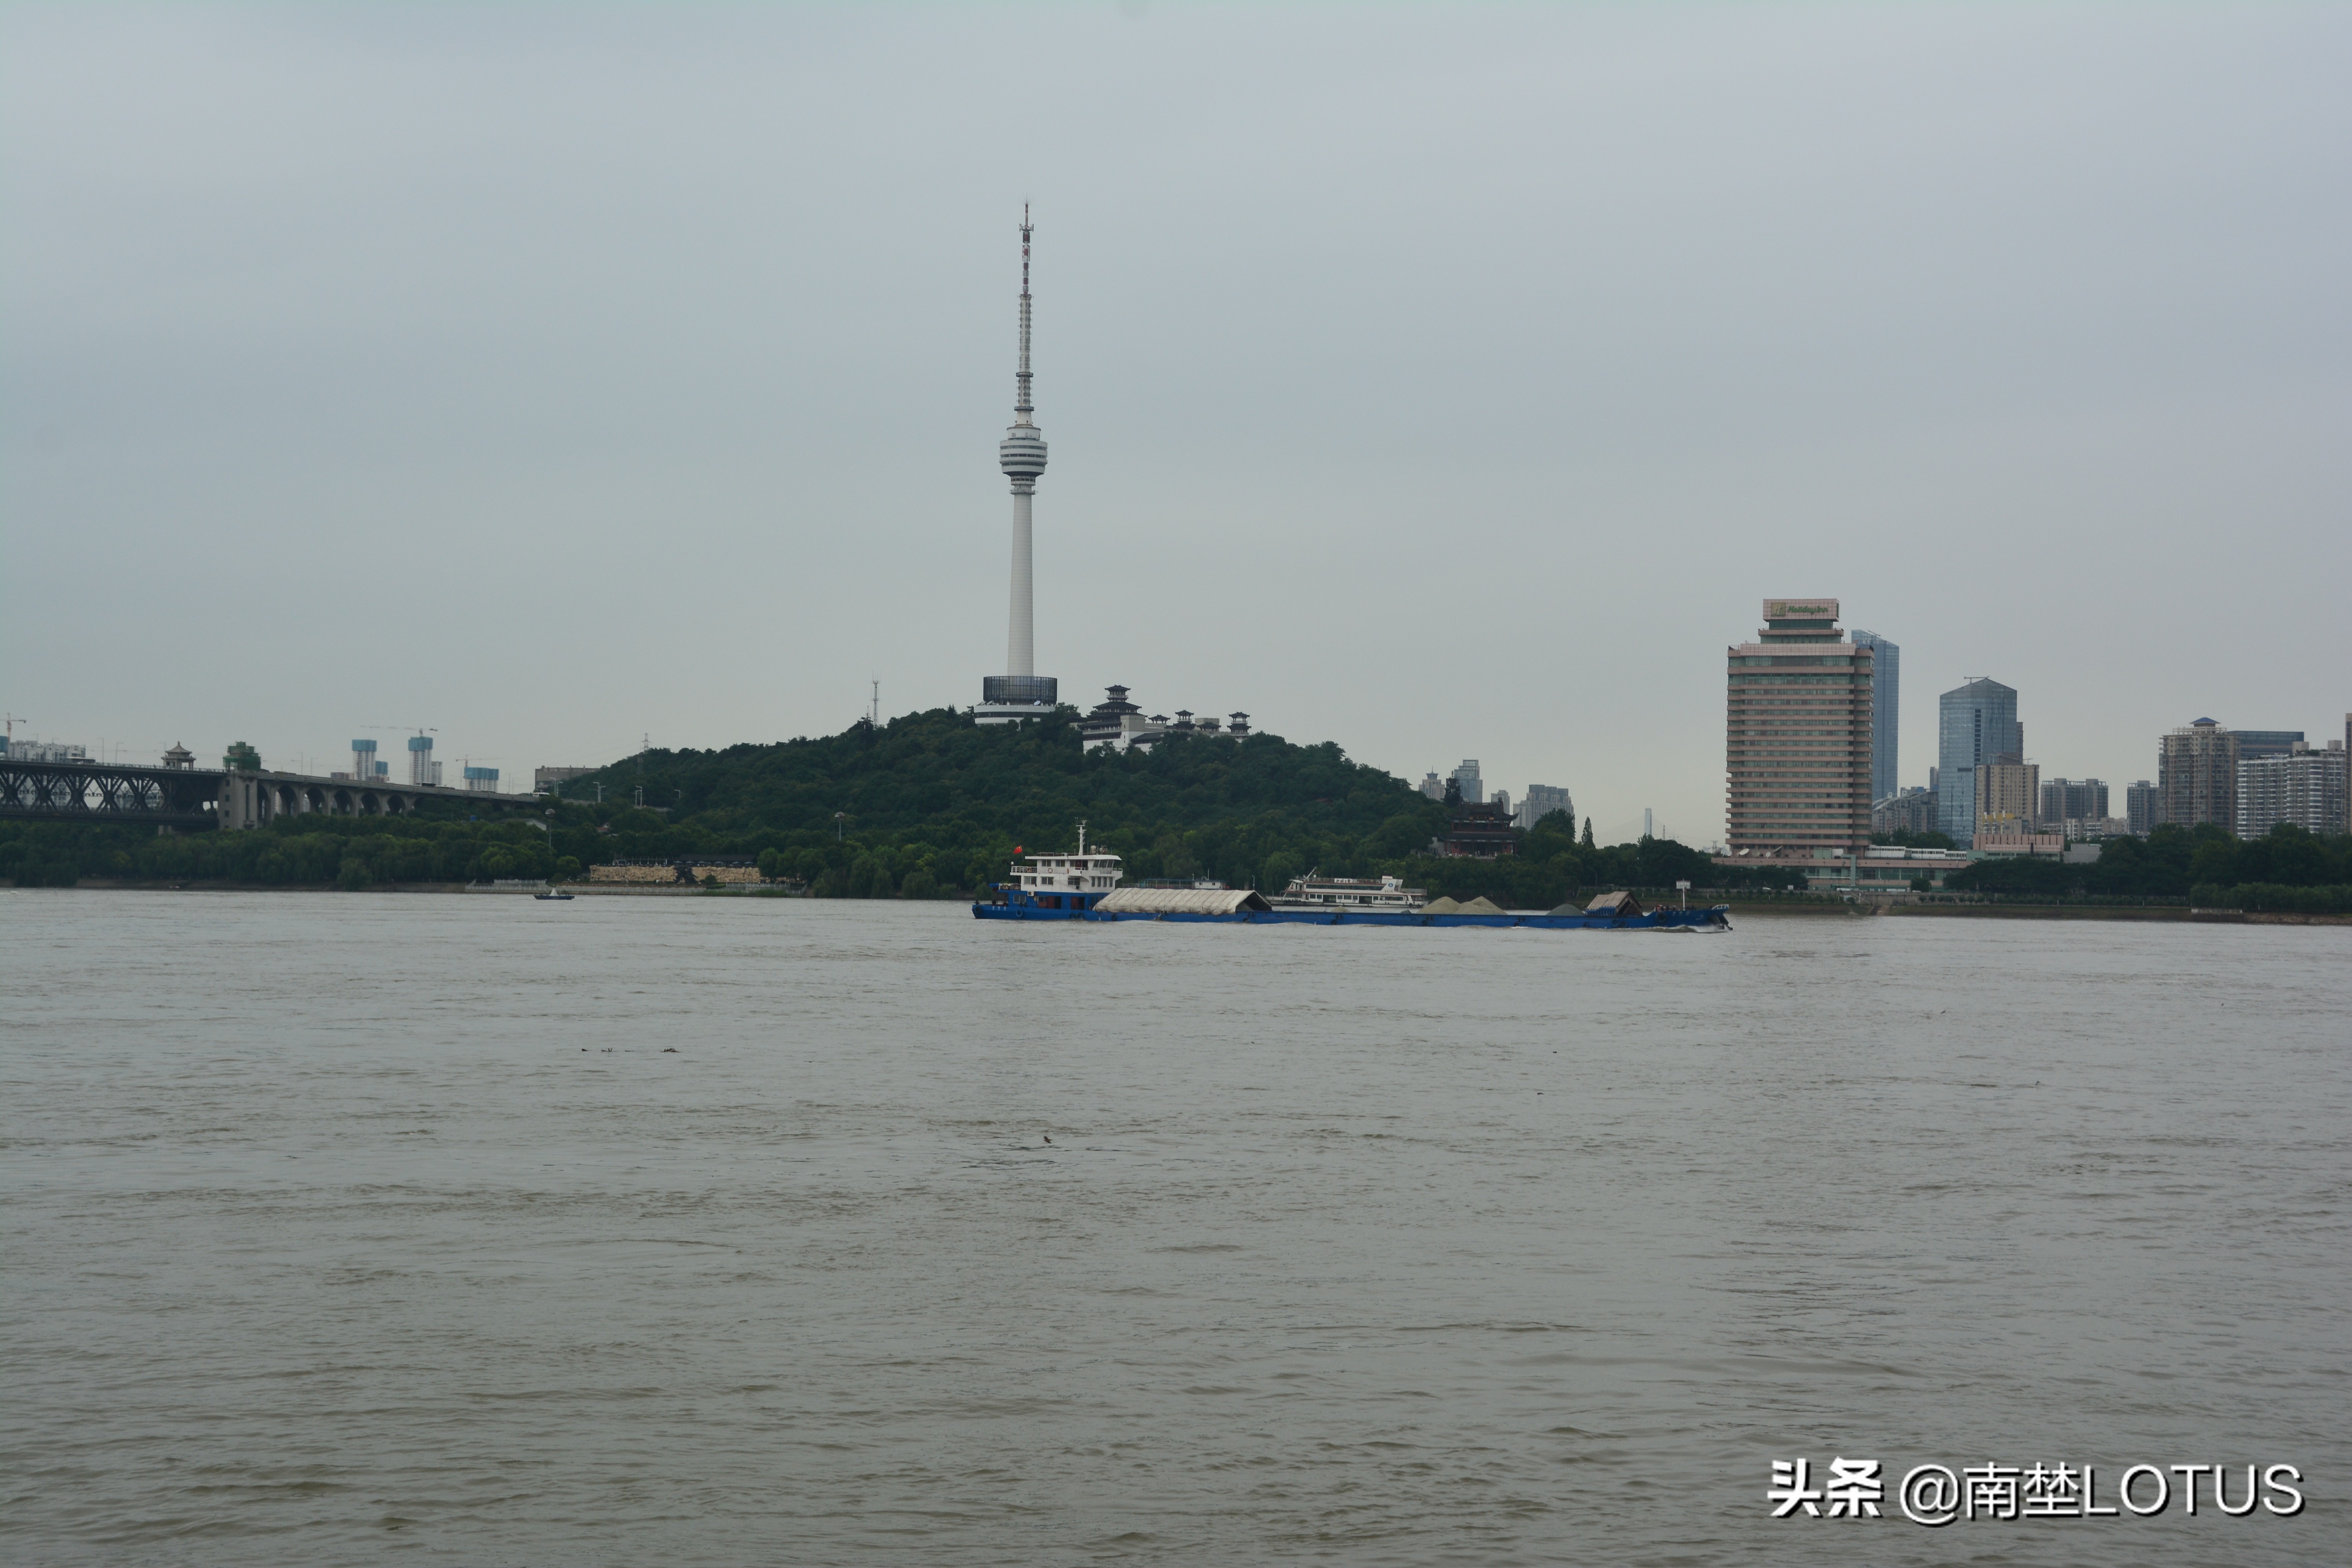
[1517,783,1574,830]
[2237,742,2350,838]
[1872,786,1938,837]
[2157,718,2238,829]
[1849,629,1899,803]
[1937,679,2022,843]
[2038,778,2109,832]
[1722,599,1875,864]
[1973,760,2040,843]
[2233,730,2305,762]
[4,739,89,762]
[2125,779,2158,837]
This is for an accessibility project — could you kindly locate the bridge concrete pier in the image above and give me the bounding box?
[219,770,533,829]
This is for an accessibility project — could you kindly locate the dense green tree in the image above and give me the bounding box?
[847,855,891,898]
[1,808,561,888]
[1942,822,2352,901]
[1260,848,1306,895]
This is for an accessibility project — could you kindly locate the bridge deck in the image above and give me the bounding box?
[1,759,542,828]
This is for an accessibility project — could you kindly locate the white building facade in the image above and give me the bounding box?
[2237,744,2350,838]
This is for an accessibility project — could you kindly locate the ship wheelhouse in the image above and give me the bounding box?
[998,822,1123,915]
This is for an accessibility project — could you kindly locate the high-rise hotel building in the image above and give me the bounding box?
[1724,599,1875,860]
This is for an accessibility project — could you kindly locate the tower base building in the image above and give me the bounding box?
[975,675,1059,726]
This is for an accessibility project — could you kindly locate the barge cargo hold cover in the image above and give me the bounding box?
[1094,887,1274,916]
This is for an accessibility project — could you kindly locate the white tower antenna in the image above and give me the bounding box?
[998,205,1047,678]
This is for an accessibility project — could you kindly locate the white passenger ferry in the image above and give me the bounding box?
[1269,873,1426,911]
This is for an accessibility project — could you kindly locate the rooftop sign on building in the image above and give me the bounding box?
[1763,599,1839,621]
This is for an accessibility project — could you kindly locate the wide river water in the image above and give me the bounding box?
[4,891,2345,1565]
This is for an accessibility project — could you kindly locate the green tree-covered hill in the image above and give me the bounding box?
[572,707,1445,895]
[554,707,1803,901]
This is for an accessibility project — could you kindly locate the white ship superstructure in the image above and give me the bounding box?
[1001,822,1122,912]
[1270,873,1426,911]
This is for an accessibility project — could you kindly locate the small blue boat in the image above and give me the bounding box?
[970,826,1731,931]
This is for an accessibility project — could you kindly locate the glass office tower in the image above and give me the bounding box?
[1849,630,1899,802]
[1937,679,2021,843]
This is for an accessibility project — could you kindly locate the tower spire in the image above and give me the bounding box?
[1014,204,1034,424]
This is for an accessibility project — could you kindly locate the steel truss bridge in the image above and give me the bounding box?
[0,759,541,830]
[1,759,223,828]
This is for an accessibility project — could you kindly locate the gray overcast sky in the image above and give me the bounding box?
[5,3,2346,842]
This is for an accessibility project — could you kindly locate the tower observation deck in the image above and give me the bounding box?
[977,206,1058,724]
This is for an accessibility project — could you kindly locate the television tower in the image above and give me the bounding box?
[978,206,1055,723]
[1000,206,1047,674]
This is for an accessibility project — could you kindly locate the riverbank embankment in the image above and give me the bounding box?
[1726,898,2350,926]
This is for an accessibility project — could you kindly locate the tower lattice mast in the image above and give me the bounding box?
[1015,209,1034,425]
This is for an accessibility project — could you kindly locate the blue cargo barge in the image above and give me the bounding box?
[970,827,1731,931]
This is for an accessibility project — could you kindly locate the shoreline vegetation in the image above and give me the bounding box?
[6,706,2348,918]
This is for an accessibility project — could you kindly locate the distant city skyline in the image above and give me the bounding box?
[3,5,2346,845]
